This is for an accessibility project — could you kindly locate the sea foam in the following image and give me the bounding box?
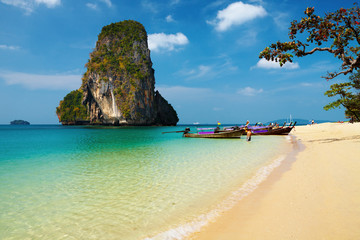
[145,155,287,240]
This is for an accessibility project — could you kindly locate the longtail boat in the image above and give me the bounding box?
[183,127,245,138]
[163,127,245,138]
[162,122,296,138]
[250,122,296,135]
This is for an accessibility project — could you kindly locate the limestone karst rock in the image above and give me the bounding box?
[57,20,178,126]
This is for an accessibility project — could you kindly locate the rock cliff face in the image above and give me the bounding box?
[57,20,178,126]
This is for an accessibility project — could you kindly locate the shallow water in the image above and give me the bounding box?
[0,125,292,239]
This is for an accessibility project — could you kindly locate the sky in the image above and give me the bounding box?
[0,0,355,124]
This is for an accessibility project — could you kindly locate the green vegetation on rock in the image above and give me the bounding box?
[56,90,88,123]
[58,20,178,126]
[82,20,150,121]
[98,20,146,43]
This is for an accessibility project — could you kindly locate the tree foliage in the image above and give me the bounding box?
[56,90,88,123]
[259,3,360,80]
[324,71,360,121]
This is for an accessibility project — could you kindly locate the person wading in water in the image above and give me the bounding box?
[245,120,252,141]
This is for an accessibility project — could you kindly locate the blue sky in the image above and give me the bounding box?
[0,0,354,124]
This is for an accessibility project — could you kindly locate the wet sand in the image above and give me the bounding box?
[190,122,360,240]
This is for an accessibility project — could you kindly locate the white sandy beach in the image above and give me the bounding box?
[190,122,360,240]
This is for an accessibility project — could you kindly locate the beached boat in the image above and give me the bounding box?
[162,122,295,138]
[251,122,296,135]
[183,127,245,138]
[162,127,245,138]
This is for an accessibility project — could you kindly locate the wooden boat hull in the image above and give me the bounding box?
[252,126,294,135]
[183,129,245,138]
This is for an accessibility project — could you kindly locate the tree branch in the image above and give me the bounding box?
[302,47,338,56]
[323,68,354,80]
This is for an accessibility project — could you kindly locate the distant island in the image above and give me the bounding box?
[10,120,30,125]
[266,118,332,125]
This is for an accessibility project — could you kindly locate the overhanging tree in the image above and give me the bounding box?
[324,71,360,121]
[260,3,360,80]
[259,3,360,120]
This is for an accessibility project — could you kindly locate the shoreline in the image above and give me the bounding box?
[147,135,295,240]
[189,122,360,240]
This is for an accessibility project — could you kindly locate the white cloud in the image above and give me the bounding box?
[166,15,174,22]
[0,44,20,50]
[99,0,111,7]
[86,0,112,10]
[1,0,61,14]
[272,12,290,30]
[183,65,212,80]
[170,0,180,5]
[178,57,238,81]
[0,71,81,90]
[207,1,267,32]
[237,29,257,46]
[141,0,158,13]
[252,58,299,70]
[269,82,325,94]
[148,32,189,52]
[86,3,98,10]
[300,82,313,87]
[35,0,60,7]
[299,82,324,88]
[237,87,263,96]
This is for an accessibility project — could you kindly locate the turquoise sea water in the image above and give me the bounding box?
[0,125,292,240]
